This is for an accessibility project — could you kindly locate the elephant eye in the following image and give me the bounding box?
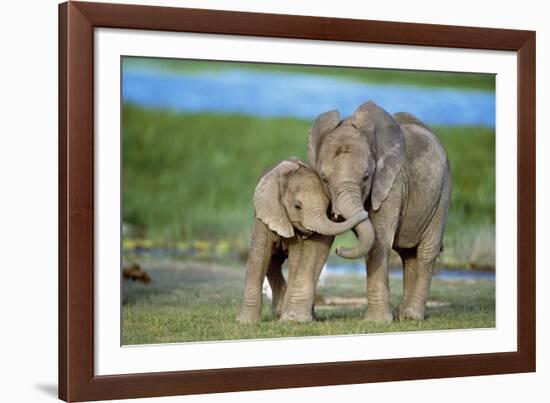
[362,171,369,181]
[294,202,302,210]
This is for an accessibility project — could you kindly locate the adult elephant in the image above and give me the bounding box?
[308,101,451,322]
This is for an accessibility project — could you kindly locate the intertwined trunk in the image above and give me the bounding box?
[333,184,375,259]
[304,206,368,236]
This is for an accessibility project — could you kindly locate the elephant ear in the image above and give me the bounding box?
[254,160,299,238]
[353,101,405,211]
[308,110,341,167]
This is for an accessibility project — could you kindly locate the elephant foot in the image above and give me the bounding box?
[393,301,409,318]
[364,307,393,323]
[272,299,285,319]
[280,305,313,322]
[398,305,426,321]
[236,307,261,324]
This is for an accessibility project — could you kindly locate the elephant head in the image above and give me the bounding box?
[308,101,406,259]
[254,159,369,238]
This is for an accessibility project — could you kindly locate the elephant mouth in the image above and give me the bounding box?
[300,231,313,239]
[292,222,313,238]
[298,229,313,239]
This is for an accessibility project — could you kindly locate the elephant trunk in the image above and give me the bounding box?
[305,208,369,236]
[333,184,375,259]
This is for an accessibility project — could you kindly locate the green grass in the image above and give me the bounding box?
[122,105,310,243]
[122,104,495,267]
[440,126,495,268]
[123,57,495,91]
[122,259,495,344]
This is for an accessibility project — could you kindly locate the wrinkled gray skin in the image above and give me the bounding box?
[236,159,369,323]
[308,101,451,322]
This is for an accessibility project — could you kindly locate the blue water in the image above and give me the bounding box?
[122,67,495,128]
[324,263,494,282]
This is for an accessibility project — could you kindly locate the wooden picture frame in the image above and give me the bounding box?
[59,1,536,401]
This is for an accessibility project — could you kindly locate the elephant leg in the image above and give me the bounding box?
[278,237,301,316]
[310,235,334,320]
[281,234,333,322]
[396,248,418,320]
[311,236,333,284]
[266,254,286,318]
[364,243,393,322]
[364,204,400,323]
[236,219,274,323]
[401,190,449,320]
[400,246,436,320]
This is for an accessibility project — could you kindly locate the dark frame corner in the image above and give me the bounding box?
[59,1,536,401]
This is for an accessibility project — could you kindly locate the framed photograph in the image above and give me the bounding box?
[59,1,536,401]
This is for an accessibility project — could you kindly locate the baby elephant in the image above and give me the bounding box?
[236,159,369,323]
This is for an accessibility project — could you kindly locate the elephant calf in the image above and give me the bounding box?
[236,159,369,323]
